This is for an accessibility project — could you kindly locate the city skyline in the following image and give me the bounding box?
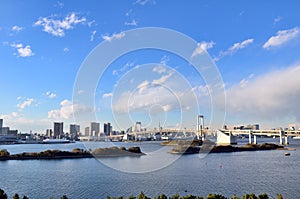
[1,1,300,132]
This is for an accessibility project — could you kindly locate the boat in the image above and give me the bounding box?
[284,152,291,156]
[292,136,300,140]
[42,138,70,144]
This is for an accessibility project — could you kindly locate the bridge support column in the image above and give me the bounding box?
[253,135,257,144]
[279,131,283,145]
[248,131,252,144]
[285,136,289,145]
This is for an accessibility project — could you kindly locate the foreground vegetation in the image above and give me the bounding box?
[0,189,285,199]
[170,142,284,154]
[0,146,144,161]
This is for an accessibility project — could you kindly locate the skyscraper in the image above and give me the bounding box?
[90,122,100,137]
[70,124,80,139]
[0,119,2,135]
[103,122,112,136]
[53,122,63,139]
[85,127,90,136]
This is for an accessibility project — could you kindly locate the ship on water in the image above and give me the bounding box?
[42,138,71,144]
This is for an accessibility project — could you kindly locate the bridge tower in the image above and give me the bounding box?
[196,115,204,140]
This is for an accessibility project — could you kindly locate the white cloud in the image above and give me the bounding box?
[125,19,138,26]
[273,16,282,25]
[263,27,300,49]
[34,12,87,37]
[239,73,254,88]
[224,64,300,122]
[152,72,173,85]
[54,1,64,8]
[112,62,134,76]
[125,9,133,17]
[11,25,23,32]
[215,38,253,61]
[160,55,169,65]
[45,91,56,99]
[48,99,94,119]
[112,71,197,114]
[135,0,156,5]
[90,30,96,42]
[102,93,113,98]
[63,47,69,52]
[192,41,215,58]
[153,65,167,74]
[17,98,34,110]
[11,43,34,57]
[102,32,125,42]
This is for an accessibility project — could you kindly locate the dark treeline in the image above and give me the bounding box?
[0,189,285,199]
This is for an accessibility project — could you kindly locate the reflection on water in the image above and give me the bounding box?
[1,138,300,199]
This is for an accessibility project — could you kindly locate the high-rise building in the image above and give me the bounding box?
[85,127,90,136]
[70,124,80,138]
[103,122,112,136]
[53,122,63,138]
[0,118,3,135]
[46,129,53,137]
[90,122,100,137]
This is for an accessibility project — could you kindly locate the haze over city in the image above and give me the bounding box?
[1,1,300,133]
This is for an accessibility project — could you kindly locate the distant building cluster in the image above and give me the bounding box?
[0,119,18,143]
[223,124,260,130]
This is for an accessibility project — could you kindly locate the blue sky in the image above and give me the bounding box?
[1,0,300,133]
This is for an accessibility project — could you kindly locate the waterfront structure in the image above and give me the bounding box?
[103,122,111,136]
[53,122,63,139]
[70,124,80,139]
[90,122,100,137]
[216,130,238,145]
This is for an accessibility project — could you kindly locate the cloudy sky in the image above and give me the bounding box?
[1,0,300,133]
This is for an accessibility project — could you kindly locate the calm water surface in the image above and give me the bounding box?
[1,138,300,199]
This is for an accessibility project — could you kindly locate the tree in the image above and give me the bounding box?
[0,149,10,157]
[0,189,7,199]
[60,195,68,199]
[231,195,240,199]
[137,192,150,199]
[206,193,227,199]
[242,193,257,199]
[157,194,167,199]
[276,194,283,199]
[257,193,268,199]
[22,196,29,199]
[12,194,19,199]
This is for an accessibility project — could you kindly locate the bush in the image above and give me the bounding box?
[12,194,19,199]
[0,188,7,199]
[0,149,10,157]
[128,147,142,153]
[206,193,227,199]
[257,193,268,199]
[242,193,257,199]
[276,194,283,199]
[137,192,150,199]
